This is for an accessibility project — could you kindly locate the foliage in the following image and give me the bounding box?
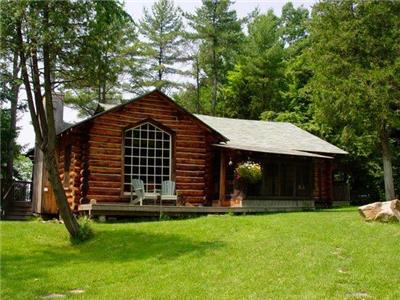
[13,154,32,181]
[2,0,98,237]
[138,0,187,92]
[70,216,94,245]
[62,0,138,116]
[221,10,286,119]
[307,0,400,200]
[1,210,400,299]
[187,0,244,115]
[235,161,262,184]
[0,109,18,179]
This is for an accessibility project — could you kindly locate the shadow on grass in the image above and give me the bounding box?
[1,228,225,283]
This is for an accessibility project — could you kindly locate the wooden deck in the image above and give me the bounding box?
[78,201,315,218]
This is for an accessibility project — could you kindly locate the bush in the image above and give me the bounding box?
[70,216,94,245]
[235,161,262,184]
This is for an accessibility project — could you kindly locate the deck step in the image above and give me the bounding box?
[3,201,33,220]
[2,214,32,220]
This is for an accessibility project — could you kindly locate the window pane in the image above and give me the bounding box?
[280,164,295,197]
[149,131,155,140]
[124,122,172,192]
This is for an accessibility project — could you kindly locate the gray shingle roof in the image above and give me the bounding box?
[195,114,347,157]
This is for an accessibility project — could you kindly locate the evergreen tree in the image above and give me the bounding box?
[63,1,137,116]
[187,0,244,115]
[138,0,187,92]
[222,10,286,119]
[307,0,400,201]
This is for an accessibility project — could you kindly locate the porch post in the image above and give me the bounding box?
[219,149,226,206]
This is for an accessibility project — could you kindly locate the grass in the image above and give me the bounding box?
[1,208,399,299]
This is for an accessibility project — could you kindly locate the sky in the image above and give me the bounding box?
[17,0,317,149]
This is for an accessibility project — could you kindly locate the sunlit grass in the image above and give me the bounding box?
[1,208,399,299]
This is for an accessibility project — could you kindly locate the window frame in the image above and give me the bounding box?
[121,119,174,196]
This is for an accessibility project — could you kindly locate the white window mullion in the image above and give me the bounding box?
[124,122,172,194]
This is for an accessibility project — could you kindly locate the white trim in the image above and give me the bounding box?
[124,122,172,193]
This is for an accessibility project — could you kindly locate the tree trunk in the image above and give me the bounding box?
[195,54,201,114]
[211,47,217,116]
[42,2,80,237]
[43,148,80,236]
[381,130,396,201]
[17,10,79,237]
[6,50,20,183]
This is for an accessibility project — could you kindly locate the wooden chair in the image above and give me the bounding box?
[131,179,159,205]
[160,180,178,206]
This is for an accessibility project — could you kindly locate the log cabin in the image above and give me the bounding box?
[32,90,348,217]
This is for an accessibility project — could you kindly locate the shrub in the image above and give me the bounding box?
[70,216,94,245]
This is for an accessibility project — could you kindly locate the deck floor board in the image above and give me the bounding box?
[78,202,311,217]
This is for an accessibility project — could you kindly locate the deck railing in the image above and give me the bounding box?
[2,180,32,204]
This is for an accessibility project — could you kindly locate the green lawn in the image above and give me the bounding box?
[1,208,399,299]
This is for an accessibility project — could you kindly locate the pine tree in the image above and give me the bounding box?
[187,0,244,115]
[138,0,187,92]
[63,1,137,116]
[222,10,286,119]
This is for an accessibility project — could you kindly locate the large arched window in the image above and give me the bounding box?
[124,122,172,193]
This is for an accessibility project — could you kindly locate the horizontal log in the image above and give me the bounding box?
[89,160,121,168]
[90,127,121,137]
[98,113,203,132]
[175,147,206,154]
[178,135,205,142]
[89,135,121,144]
[176,158,205,165]
[123,107,177,117]
[176,141,206,148]
[88,141,122,149]
[175,176,204,183]
[88,187,121,195]
[89,154,122,161]
[89,166,121,174]
[89,147,120,156]
[178,183,205,189]
[176,190,205,197]
[176,164,204,171]
[176,170,205,177]
[88,173,121,182]
[90,181,121,189]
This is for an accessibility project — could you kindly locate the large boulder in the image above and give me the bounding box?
[358,199,400,222]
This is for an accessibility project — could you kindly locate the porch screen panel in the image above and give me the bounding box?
[124,122,171,192]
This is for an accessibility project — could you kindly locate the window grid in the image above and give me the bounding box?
[124,122,172,193]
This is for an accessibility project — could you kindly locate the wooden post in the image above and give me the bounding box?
[219,149,226,206]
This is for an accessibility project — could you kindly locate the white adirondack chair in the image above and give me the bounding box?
[131,179,159,205]
[160,180,178,206]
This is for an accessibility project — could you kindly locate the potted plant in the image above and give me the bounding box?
[232,161,262,205]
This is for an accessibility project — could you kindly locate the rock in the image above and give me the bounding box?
[41,293,65,299]
[358,199,400,222]
[69,289,85,295]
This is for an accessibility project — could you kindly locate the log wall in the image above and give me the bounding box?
[68,92,223,204]
[56,126,89,210]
